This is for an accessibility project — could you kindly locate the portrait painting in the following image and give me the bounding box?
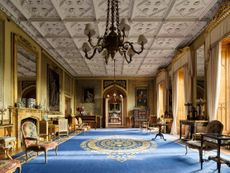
[48,66,60,111]
[136,88,148,107]
[84,88,94,103]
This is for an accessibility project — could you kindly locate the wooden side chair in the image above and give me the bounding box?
[21,121,58,163]
[185,120,224,163]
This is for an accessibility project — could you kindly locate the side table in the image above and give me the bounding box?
[152,123,167,141]
[201,134,230,173]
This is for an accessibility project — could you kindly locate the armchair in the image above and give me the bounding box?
[185,120,224,163]
[58,118,69,137]
[74,117,89,132]
[21,121,58,163]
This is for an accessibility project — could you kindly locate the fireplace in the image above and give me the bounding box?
[9,107,43,148]
[21,117,38,126]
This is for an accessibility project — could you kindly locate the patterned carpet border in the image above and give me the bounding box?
[81,135,157,162]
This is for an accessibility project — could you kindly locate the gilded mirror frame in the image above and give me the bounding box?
[195,44,206,118]
[13,34,39,107]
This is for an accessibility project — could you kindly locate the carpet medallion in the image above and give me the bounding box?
[81,135,156,162]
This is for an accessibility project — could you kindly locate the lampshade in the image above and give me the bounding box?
[138,34,147,45]
[82,42,91,52]
[84,23,96,36]
[119,18,130,31]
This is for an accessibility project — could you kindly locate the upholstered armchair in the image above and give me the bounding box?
[185,120,224,162]
[21,121,58,163]
[74,117,89,132]
[58,118,69,137]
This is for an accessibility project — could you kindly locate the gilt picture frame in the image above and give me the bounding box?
[84,88,94,103]
[136,87,148,107]
[47,66,60,111]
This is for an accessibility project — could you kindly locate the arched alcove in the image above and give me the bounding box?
[103,85,127,128]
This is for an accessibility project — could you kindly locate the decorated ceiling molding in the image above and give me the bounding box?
[0,0,221,77]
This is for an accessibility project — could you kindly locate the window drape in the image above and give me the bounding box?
[171,71,178,135]
[206,43,221,121]
[170,48,192,134]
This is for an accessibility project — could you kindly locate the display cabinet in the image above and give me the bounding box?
[108,103,122,125]
[133,108,150,128]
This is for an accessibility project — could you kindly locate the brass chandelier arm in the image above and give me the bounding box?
[87,34,104,48]
[123,53,132,64]
[84,47,99,60]
[123,41,144,54]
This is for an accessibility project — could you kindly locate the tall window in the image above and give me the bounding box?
[158,82,164,116]
[177,68,186,132]
[217,41,230,133]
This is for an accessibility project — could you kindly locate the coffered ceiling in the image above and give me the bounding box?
[0,0,221,77]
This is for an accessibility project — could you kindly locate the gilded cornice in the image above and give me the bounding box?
[206,0,230,33]
[156,68,167,78]
[14,34,38,55]
[171,47,190,65]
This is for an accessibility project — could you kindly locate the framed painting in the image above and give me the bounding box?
[136,87,148,107]
[84,88,94,103]
[47,66,60,111]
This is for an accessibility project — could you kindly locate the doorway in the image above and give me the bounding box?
[103,86,127,128]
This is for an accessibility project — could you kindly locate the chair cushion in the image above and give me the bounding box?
[0,160,20,173]
[186,140,217,150]
[187,140,201,149]
[28,141,58,151]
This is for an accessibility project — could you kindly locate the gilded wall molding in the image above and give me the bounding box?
[0,20,4,108]
[206,0,230,33]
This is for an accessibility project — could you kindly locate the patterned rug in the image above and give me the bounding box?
[81,135,156,162]
[18,129,230,173]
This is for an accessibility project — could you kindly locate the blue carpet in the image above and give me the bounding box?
[20,129,230,173]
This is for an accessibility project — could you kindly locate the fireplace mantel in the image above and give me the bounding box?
[9,107,43,148]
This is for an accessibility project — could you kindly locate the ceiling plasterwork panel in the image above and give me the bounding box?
[17,0,59,18]
[129,22,161,36]
[32,21,70,37]
[0,0,222,77]
[132,0,172,18]
[159,22,195,37]
[93,0,131,20]
[46,37,75,48]
[167,0,218,19]
[52,0,94,19]
[65,22,98,37]
[151,38,183,49]
[146,49,175,58]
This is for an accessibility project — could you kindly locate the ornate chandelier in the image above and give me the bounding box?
[82,0,147,64]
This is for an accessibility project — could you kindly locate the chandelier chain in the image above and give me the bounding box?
[113,59,116,83]
[111,0,115,29]
[115,0,121,37]
[104,0,110,36]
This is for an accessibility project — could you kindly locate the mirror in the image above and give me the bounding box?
[196,44,205,117]
[14,35,38,108]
